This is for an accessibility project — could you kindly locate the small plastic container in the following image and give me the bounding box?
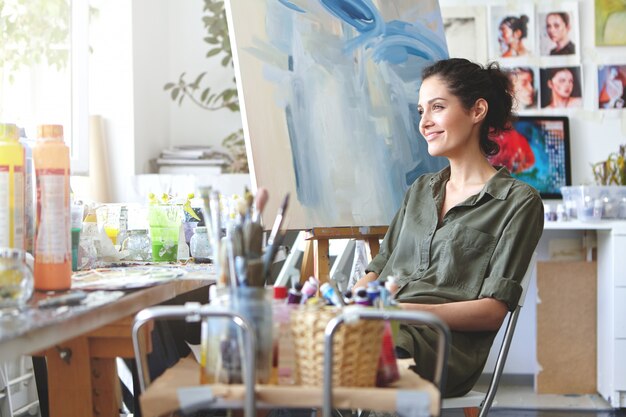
[560,185,626,221]
[189,226,211,259]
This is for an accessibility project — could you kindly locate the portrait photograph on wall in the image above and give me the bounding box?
[537,3,580,57]
[488,116,571,199]
[441,6,488,64]
[595,0,626,46]
[539,66,583,109]
[489,4,536,60]
[506,66,540,111]
[598,65,626,109]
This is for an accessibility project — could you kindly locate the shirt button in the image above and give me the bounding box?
[428,230,434,236]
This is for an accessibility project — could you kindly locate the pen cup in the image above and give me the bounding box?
[200,287,273,384]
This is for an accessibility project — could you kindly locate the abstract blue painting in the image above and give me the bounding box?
[227,0,449,228]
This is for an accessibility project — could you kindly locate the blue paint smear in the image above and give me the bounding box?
[278,0,306,13]
[267,0,449,225]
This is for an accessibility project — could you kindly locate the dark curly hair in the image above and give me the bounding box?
[422,58,514,156]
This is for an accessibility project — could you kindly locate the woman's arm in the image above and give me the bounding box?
[399,297,508,332]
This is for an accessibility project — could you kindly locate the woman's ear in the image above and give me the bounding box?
[472,98,488,123]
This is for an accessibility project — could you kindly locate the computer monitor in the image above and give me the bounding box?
[489,116,571,199]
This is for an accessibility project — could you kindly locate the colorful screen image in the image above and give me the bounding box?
[489,116,571,199]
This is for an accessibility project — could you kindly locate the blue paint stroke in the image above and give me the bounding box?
[278,0,306,13]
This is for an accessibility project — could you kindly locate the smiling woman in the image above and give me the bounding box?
[0,0,89,174]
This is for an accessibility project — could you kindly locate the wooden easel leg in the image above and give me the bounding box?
[464,407,479,417]
[300,240,315,283]
[365,237,380,260]
[314,238,330,285]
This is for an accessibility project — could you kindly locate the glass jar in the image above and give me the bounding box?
[0,248,34,315]
[190,226,211,259]
[121,229,152,261]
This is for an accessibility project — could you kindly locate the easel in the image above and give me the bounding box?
[299,226,388,284]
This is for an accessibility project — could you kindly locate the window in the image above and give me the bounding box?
[0,0,89,174]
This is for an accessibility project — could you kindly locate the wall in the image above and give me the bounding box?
[440,0,626,189]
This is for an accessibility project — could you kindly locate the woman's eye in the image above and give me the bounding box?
[433,104,444,110]
[417,108,424,115]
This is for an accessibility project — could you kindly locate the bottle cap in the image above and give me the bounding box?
[273,286,288,299]
[0,123,19,141]
[37,124,64,140]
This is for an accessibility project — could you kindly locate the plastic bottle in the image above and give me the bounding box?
[0,123,26,251]
[19,127,35,254]
[33,124,71,291]
[272,286,296,385]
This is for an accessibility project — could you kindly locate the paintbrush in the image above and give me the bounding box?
[252,187,269,224]
[262,193,290,282]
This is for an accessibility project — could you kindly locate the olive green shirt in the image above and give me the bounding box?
[366,166,544,397]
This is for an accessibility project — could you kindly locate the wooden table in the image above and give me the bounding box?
[0,278,214,417]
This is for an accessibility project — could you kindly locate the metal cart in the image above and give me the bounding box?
[132,304,450,417]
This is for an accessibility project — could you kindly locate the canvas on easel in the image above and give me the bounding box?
[225,0,449,231]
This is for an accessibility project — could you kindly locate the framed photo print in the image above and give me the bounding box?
[595,0,626,46]
[597,65,626,109]
[505,66,540,111]
[539,66,583,109]
[537,2,580,57]
[489,4,536,60]
[441,6,488,64]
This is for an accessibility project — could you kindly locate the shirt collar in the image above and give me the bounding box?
[429,165,515,203]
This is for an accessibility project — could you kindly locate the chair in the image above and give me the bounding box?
[441,252,537,417]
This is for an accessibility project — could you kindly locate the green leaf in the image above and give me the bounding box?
[164,82,175,90]
[190,72,206,89]
[204,36,219,44]
[221,55,231,67]
[171,87,180,100]
[206,48,221,58]
[201,88,211,102]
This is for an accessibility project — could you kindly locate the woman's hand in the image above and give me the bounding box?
[352,271,379,290]
[398,297,508,332]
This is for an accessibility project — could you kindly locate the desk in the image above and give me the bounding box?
[0,278,214,417]
[543,221,626,407]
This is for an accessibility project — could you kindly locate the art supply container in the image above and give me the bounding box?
[121,229,152,261]
[147,204,183,262]
[0,123,26,251]
[19,130,35,254]
[200,287,273,384]
[189,226,211,259]
[33,124,71,291]
[70,202,84,271]
[97,204,122,246]
[0,248,34,316]
[290,306,383,387]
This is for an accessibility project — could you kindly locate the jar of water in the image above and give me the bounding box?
[0,248,34,315]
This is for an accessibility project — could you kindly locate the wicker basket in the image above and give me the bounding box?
[290,306,384,387]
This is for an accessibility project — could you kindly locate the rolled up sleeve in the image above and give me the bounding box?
[479,190,544,310]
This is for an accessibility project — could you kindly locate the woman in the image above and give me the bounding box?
[546,12,575,55]
[498,15,530,57]
[543,67,582,108]
[354,58,544,397]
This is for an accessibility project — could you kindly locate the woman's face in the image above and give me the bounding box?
[548,69,574,99]
[417,76,478,158]
[546,14,569,43]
